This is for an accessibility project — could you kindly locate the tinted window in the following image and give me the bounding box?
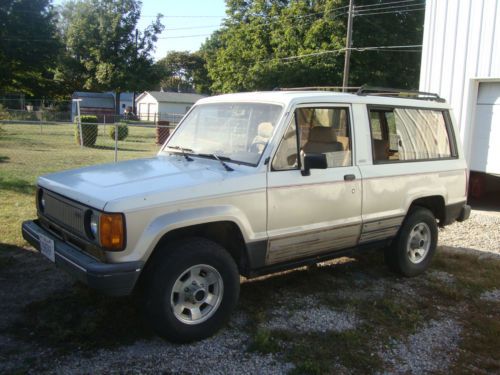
[369,107,453,162]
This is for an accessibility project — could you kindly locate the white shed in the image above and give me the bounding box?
[419,0,500,180]
[135,91,207,123]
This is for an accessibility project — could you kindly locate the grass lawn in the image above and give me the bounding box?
[0,122,160,246]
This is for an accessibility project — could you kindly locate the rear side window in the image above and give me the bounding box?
[368,107,455,163]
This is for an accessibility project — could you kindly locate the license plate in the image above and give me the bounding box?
[39,234,55,262]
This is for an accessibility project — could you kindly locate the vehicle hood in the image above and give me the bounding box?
[38,155,256,211]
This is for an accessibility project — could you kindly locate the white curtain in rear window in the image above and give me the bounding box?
[394,108,451,160]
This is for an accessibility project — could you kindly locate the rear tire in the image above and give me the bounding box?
[385,207,438,277]
[143,237,240,343]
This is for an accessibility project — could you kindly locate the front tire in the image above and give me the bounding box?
[385,207,438,277]
[143,238,240,343]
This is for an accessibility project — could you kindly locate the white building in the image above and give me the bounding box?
[419,0,500,185]
[135,91,207,123]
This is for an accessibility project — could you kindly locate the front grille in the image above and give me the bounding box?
[38,189,107,262]
[43,191,86,236]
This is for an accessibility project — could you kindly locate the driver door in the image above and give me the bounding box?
[266,104,362,265]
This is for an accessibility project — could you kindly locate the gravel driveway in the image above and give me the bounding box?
[0,211,499,374]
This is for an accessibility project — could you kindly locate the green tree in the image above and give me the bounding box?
[56,0,164,111]
[0,0,61,97]
[156,51,209,94]
[202,0,424,93]
[349,0,424,89]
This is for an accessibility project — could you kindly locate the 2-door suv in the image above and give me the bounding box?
[22,87,471,342]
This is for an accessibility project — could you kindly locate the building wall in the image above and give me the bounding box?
[158,102,192,119]
[136,93,157,121]
[419,0,500,170]
[136,93,193,123]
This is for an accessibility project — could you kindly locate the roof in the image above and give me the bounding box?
[197,91,451,109]
[72,92,115,109]
[136,91,207,104]
[119,92,134,101]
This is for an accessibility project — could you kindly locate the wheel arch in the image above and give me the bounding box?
[139,220,250,286]
[407,195,446,226]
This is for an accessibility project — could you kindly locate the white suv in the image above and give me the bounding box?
[22,88,471,342]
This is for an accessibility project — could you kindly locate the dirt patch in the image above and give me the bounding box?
[481,289,500,303]
[264,305,359,333]
[380,318,462,374]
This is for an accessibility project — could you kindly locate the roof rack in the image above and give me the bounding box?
[356,85,445,102]
[275,86,360,92]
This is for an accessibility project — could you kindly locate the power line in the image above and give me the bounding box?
[354,0,423,10]
[1,2,425,42]
[355,7,424,17]
[157,34,212,39]
[355,3,424,14]
[273,44,422,62]
[141,15,223,18]
[164,24,221,31]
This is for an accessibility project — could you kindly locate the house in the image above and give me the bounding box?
[419,0,500,197]
[117,92,134,115]
[71,92,115,123]
[71,92,136,121]
[135,91,207,123]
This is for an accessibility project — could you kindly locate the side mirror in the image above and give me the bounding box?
[301,152,327,176]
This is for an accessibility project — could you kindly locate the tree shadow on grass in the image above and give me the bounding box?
[11,285,154,352]
[0,177,35,195]
[0,244,153,352]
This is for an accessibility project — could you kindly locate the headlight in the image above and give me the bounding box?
[37,188,46,212]
[90,213,99,238]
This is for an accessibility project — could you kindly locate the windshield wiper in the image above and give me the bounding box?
[167,145,193,161]
[197,153,234,172]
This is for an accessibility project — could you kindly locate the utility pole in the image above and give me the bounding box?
[133,29,139,115]
[342,0,354,92]
[73,99,83,148]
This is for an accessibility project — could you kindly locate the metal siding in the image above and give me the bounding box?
[491,0,500,76]
[420,0,500,173]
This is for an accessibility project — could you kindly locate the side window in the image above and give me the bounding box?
[369,107,454,163]
[272,107,352,170]
[299,107,352,168]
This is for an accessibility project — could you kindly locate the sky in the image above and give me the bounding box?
[53,0,227,61]
[137,0,227,60]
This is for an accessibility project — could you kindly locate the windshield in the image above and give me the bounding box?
[163,102,283,166]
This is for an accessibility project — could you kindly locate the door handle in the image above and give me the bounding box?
[344,174,356,181]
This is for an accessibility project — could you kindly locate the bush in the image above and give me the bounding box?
[108,123,129,141]
[74,115,98,147]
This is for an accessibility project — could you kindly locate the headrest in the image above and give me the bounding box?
[308,126,337,143]
[258,122,274,138]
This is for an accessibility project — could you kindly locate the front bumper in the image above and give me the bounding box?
[22,220,143,296]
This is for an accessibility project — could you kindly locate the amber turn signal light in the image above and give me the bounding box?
[99,213,125,251]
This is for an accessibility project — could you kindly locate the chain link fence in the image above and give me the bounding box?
[0,113,180,189]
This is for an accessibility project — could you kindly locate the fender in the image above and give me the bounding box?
[133,205,258,263]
